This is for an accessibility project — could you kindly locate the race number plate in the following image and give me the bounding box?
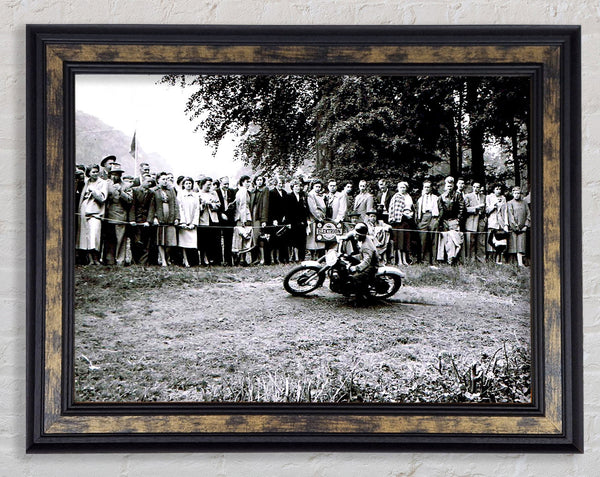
[316,221,344,242]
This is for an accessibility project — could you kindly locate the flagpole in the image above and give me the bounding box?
[135,129,138,177]
[130,125,138,178]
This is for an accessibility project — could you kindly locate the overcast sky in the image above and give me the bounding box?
[75,74,239,179]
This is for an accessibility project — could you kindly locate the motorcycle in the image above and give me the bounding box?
[283,237,404,299]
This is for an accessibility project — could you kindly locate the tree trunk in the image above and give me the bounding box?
[315,147,327,171]
[457,84,465,175]
[314,118,327,171]
[526,115,531,187]
[449,119,458,178]
[470,124,485,184]
[466,78,485,184]
[512,124,521,187]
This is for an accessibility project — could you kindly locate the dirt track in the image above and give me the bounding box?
[74,264,531,403]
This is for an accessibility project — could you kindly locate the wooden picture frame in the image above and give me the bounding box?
[26,25,582,452]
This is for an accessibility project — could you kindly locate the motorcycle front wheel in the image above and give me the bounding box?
[369,274,402,299]
[283,265,324,296]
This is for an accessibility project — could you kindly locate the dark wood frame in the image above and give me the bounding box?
[26,25,582,452]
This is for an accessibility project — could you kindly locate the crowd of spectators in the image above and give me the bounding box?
[75,155,531,268]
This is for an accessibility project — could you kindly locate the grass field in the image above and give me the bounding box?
[74,262,531,404]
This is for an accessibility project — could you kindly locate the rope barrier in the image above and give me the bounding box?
[76,213,290,231]
[76,213,517,236]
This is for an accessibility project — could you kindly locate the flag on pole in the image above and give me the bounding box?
[129,130,136,157]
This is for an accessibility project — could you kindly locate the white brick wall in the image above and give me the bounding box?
[1,1,596,475]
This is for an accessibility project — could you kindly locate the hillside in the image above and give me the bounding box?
[75,111,170,175]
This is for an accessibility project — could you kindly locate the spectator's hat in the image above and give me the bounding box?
[100,155,116,167]
[110,163,125,174]
[348,210,361,218]
[366,209,378,216]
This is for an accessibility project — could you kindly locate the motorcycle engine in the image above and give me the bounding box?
[329,270,343,293]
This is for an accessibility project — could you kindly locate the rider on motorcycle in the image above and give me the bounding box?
[340,222,380,302]
[284,221,403,300]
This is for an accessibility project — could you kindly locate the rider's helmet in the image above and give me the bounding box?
[354,222,368,239]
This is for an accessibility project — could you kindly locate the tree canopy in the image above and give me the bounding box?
[160,74,530,189]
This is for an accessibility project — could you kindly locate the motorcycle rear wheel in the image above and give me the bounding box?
[369,274,402,299]
[283,265,325,296]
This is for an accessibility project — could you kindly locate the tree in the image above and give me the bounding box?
[160,74,530,189]
[310,75,451,184]
[465,77,486,184]
[483,77,530,187]
[160,74,319,173]
[460,77,530,188]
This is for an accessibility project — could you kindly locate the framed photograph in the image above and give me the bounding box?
[27,25,582,452]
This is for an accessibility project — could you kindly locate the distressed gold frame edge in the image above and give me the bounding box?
[26,25,582,452]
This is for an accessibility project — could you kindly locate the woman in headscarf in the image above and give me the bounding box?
[76,164,108,265]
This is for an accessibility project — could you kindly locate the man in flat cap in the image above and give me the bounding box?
[99,155,116,180]
[103,163,132,265]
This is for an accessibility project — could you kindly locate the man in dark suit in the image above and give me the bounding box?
[463,181,487,263]
[132,162,151,187]
[103,164,133,266]
[286,179,308,262]
[215,176,237,266]
[375,179,393,262]
[375,179,393,224]
[130,173,156,265]
[437,176,466,265]
[268,177,289,264]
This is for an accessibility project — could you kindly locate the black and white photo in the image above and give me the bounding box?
[74,73,533,404]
